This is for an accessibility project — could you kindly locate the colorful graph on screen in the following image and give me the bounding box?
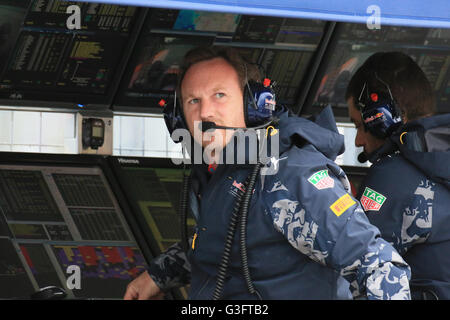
[51,245,147,298]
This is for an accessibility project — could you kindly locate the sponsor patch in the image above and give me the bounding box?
[364,112,384,123]
[228,180,246,198]
[360,187,386,211]
[232,180,245,192]
[330,194,356,217]
[308,170,335,190]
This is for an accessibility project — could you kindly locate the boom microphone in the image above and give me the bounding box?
[200,120,278,132]
[200,121,237,132]
[357,152,368,163]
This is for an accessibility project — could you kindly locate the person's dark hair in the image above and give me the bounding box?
[176,46,261,101]
[345,51,436,121]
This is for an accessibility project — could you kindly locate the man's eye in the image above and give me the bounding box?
[188,98,199,104]
[215,93,225,98]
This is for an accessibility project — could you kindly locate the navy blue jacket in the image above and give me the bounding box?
[148,107,411,299]
[357,113,450,299]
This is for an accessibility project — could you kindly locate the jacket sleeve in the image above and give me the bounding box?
[357,162,433,255]
[146,240,192,292]
[268,155,411,299]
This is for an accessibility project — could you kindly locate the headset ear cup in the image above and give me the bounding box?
[244,80,276,127]
[163,94,188,143]
[361,98,403,139]
[358,75,404,139]
[176,96,189,131]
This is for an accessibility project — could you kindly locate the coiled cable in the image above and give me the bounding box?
[212,173,249,300]
[212,124,274,300]
[239,162,262,300]
[179,172,191,252]
[212,162,263,300]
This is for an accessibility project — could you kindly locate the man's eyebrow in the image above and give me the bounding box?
[211,85,228,92]
[182,93,196,100]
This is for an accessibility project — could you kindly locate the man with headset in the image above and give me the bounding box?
[124,46,411,300]
[345,51,450,299]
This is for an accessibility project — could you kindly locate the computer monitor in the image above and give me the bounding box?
[112,9,217,113]
[303,22,450,120]
[0,0,30,78]
[0,152,152,299]
[108,156,193,255]
[112,8,327,113]
[0,0,144,110]
[108,156,193,299]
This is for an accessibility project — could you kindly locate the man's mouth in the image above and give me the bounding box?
[203,134,215,143]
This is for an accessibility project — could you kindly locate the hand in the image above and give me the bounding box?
[124,271,165,300]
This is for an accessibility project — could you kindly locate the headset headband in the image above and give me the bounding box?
[357,72,402,139]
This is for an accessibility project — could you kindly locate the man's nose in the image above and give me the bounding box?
[199,100,215,120]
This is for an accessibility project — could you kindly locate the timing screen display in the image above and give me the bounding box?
[0,164,148,299]
[0,0,141,105]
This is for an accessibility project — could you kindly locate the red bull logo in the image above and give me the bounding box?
[364,112,384,123]
[264,97,276,110]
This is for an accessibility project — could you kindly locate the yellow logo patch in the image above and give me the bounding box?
[330,194,356,217]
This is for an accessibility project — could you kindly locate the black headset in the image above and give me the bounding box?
[356,73,403,139]
[162,69,277,141]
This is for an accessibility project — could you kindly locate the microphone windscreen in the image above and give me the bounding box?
[200,121,216,132]
[358,152,368,163]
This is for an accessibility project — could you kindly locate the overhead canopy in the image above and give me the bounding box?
[75,0,450,28]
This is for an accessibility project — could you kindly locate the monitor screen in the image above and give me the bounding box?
[113,8,327,113]
[0,238,35,299]
[260,48,314,105]
[173,10,241,34]
[0,0,143,109]
[109,157,194,254]
[128,34,213,93]
[305,23,450,119]
[24,1,137,33]
[0,0,29,78]
[109,156,193,298]
[113,31,215,112]
[0,158,149,299]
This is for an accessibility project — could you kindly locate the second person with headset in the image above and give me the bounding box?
[346,51,450,300]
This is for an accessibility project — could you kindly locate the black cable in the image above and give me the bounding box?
[212,125,273,300]
[239,162,263,300]
[238,126,274,300]
[212,174,250,300]
[179,172,191,252]
[212,162,263,300]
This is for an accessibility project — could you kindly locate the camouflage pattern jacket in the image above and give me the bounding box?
[358,113,450,300]
[147,107,411,300]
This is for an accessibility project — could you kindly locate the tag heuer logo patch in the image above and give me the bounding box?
[308,170,334,190]
[360,187,386,211]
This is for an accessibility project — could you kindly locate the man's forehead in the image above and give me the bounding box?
[347,98,362,124]
[182,84,229,97]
